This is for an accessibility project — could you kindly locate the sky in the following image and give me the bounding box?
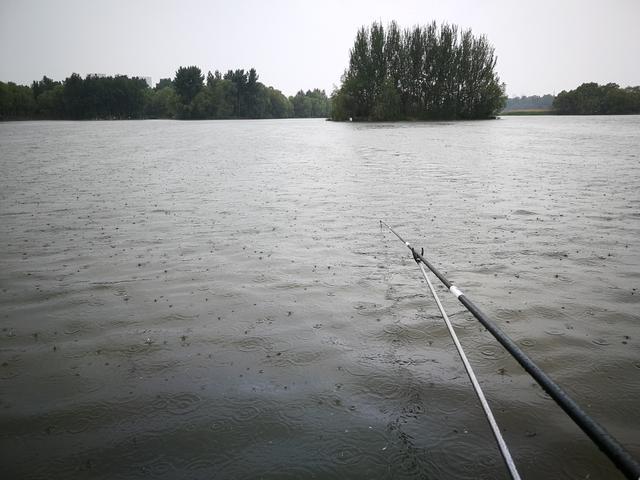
[1,0,639,97]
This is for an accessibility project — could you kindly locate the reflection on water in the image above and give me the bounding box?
[1,117,639,479]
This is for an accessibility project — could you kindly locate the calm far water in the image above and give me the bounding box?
[1,117,639,479]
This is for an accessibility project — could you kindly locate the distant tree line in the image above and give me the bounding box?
[0,67,330,120]
[553,83,640,115]
[503,94,554,112]
[331,21,506,121]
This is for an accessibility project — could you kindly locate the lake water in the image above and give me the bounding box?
[1,117,639,479]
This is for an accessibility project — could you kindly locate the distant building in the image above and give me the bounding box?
[155,78,173,90]
[132,76,153,87]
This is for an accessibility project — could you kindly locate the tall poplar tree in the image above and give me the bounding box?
[331,21,506,121]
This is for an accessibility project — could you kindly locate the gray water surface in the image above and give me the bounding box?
[1,117,639,479]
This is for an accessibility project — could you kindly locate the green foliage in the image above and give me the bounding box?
[267,87,293,118]
[29,75,64,118]
[155,78,173,90]
[553,83,640,115]
[500,110,552,116]
[0,81,37,119]
[0,66,324,121]
[31,76,60,100]
[330,86,354,122]
[222,68,253,117]
[331,21,506,121]
[290,89,330,117]
[58,73,148,119]
[145,86,179,118]
[173,66,204,105]
[37,84,64,117]
[374,79,402,120]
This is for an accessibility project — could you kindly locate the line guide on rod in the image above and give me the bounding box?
[380,220,640,480]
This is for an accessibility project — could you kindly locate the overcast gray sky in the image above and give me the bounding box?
[1,0,639,97]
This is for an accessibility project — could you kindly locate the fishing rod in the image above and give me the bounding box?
[380,220,640,480]
[417,256,521,479]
